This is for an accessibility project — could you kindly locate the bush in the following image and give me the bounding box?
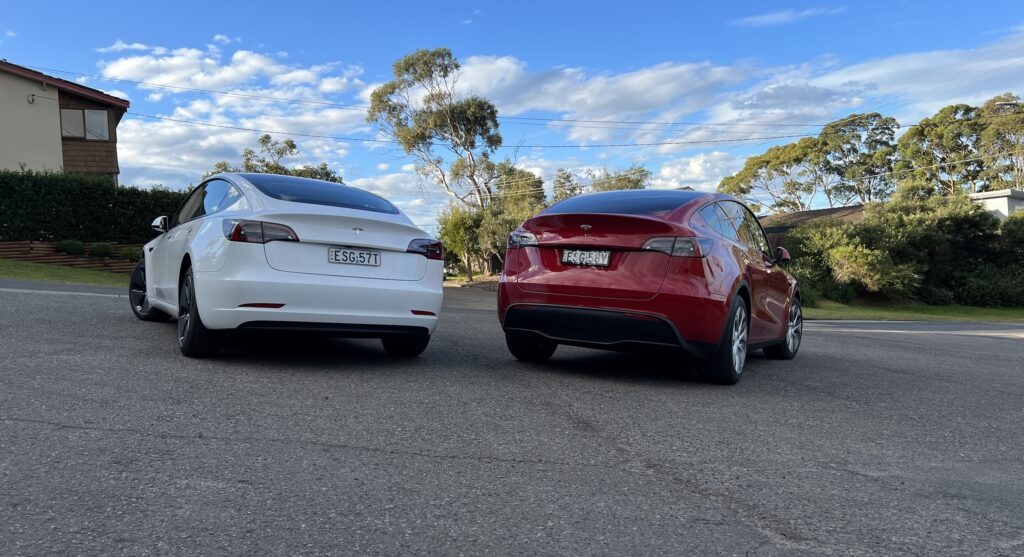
[56,239,85,255]
[89,242,114,258]
[826,245,919,298]
[121,247,142,262]
[0,170,188,243]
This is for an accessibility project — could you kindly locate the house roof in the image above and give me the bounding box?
[0,59,130,109]
[759,204,865,229]
[969,188,1024,201]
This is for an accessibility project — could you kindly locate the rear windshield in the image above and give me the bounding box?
[240,174,399,214]
[545,190,699,218]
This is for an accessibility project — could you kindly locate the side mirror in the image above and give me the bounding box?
[774,246,791,263]
[151,216,168,233]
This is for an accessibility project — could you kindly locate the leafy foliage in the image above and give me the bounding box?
[121,247,142,262]
[89,242,114,258]
[0,171,187,243]
[588,165,651,192]
[478,162,546,261]
[367,48,502,208]
[205,134,343,183]
[437,203,483,280]
[551,169,584,203]
[56,240,85,255]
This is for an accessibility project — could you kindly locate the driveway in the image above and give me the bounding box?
[1,280,1023,555]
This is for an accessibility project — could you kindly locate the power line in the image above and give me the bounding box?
[126,112,818,149]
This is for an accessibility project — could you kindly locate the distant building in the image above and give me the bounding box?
[0,59,130,183]
[969,189,1024,220]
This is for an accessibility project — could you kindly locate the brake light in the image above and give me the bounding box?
[407,239,444,260]
[508,229,538,249]
[222,220,299,243]
[641,237,713,258]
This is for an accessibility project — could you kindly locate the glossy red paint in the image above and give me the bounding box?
[498,190,798,355]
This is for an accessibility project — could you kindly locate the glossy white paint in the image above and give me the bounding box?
[143,173,443,334]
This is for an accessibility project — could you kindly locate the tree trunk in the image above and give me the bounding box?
[464,251,474,282]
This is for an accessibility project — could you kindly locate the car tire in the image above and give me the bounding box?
[381,334,431,357]
[702,296,749,385]
[177,267,221,357]
[505,332,557,362]
[128,259,171,322]
[764,298,802,360]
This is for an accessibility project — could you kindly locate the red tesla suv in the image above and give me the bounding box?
[497,189,802,384]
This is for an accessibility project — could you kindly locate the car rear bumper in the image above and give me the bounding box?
[498,281,729,357]
[194,264,443,334]
[503,303,719,358]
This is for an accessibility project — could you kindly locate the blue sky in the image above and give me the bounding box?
[2,1,1023,227]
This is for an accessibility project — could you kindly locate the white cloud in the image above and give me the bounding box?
[95,40,151,53]
[652,152,741,192]
[462,19,473,25]
[4,30,16,38]
[732,7,845,27]
[103,89,131,101]
[376,163,390,171]
[212,34,238,45]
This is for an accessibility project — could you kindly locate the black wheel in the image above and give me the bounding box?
[381,334,430,357]
[129,259,171,322]
[764,298,802,360]
[702,296,749,385]
[177,267,221,357]
[505,331,557,362]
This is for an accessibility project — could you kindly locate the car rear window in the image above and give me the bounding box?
[545,190,699,218]
[240,174,399,214]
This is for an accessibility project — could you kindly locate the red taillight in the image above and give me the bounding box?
[222,220,299,244]
[508,229,538,249]
[411,310,436,316]
[641,237,713,258]
[407,239,444,260]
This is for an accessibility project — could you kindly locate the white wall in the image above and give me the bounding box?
[0,71,63,172]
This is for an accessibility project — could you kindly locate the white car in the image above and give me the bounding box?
[128,173,444,357]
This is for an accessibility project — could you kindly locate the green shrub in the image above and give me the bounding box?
[121,247,142,262]
[0,170,187,243]
[826,244,919,298]
[89,242,114,258]
[55,239,85,255]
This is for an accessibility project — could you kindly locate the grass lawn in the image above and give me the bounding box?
[0,258,129,288]
[805,299,1024,323]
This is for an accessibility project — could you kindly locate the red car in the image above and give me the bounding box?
[497,189,802,384]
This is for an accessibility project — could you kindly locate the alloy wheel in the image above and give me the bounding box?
[732,305,748,374]
[178,276,192,346]
[786,303,803,353]
[129,265,149,314]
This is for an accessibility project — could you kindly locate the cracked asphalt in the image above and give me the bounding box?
[1,280,1023,556]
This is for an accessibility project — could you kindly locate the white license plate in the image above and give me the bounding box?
[328,247,381,266]
[562,249,611,267]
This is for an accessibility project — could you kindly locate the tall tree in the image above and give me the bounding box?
[587,164,651,192]
[896,104,984,195]
[819,113,899,204]
[719,138,825,212]
[478,162,546,263]
[437,203,483,281]
[366,48,502,208]
[204,134,343,183]
[551,168,584,203]
[978,93,1024,191]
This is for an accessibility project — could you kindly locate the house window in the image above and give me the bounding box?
[60,109,109,140]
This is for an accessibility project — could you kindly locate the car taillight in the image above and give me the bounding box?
[508,229,538,249]
[641,237,714,258]
[407,239,444,260]
[222,220,299,243]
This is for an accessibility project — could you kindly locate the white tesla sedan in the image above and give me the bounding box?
[128,173,444,357]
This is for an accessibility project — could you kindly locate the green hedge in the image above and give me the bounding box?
[0,171,188,243]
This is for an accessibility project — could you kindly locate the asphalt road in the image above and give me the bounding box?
[1,280,1023,556]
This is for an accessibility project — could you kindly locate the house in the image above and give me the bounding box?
[757,205,866,247]
[969,189,1024,220]
[0,59,129,183]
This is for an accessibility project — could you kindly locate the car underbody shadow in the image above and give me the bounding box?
[518,345,768,386]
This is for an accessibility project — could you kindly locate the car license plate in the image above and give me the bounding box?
[562,249,611,267]
[328,247,381,266]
